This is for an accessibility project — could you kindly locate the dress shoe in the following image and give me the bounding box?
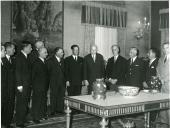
[15,124,26,128]
[49,113,56,118]
[40,116,48,121]
[56,111,65,115]
[33,120,40,124]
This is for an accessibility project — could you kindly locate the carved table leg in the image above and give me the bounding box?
[65,100,71,128]
[144,112,150,128]
[100,117,108,128]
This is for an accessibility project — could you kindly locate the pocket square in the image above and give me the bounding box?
[135,65,139,66]
[151,66,154,68]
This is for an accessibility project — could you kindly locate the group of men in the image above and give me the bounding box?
[1,40,169,128]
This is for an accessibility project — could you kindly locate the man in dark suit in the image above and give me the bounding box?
[83,45,105,94]
[29,40,45,65]
[1,45,8,128]
[1,42,16,128]
[143,48,159,124]
[106,45,127,91]
[126,47,145,89]
[15,41,32,128]
[47,47,65,116]
[143,48,159,89]
[31,47,49,123]
[65,45,83,96]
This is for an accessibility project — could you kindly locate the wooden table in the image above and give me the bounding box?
[64,91,170,128]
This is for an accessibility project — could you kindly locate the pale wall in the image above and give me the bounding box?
[63,1,84,57]
[1,1,151,59]
[1,1,11,43]
[63,1,151,59]
[125,1,151,58]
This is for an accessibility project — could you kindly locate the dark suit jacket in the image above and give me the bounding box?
[28,49,39,66]
[2,56,16,93]
[32,58,49,92]
[145,58,159,85]
[126,57,145,88]
[47,56,65,89]
[65,55,83,85]
[83,53,105,84]
[1,60,7,106]
[106,55,127,84]
[15,52,31,92]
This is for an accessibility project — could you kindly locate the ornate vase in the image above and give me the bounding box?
[92,79,107,100]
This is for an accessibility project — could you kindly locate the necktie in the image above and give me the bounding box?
[130,59,133,65]
[75,56,77,61]
[164,56,167,63]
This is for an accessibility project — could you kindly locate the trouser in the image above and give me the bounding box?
[31,90,47,120]
[16,87,31,125]
[156,110,170,128]
[150,111,158,122]
[1,89,15,126]
[50,85,65,114]
[67,84,82,96]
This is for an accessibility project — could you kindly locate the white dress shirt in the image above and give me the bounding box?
[55,56,61,63]
[21,50,27,58]
[39,57,45,63]
[114,55,119,62]
[149,58,156,66]
[72,55,77,61]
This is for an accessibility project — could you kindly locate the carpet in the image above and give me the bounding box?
[27,113,146,128]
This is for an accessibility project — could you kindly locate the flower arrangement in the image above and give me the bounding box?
[149,76,162,92]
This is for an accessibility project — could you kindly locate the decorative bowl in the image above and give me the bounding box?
[118,86,140,97]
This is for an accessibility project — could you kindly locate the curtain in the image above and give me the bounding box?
[83,24,95,56]
[95,26,117,61]
[160,29,169,44]
[81,4,127,28]
[159,9,169,29]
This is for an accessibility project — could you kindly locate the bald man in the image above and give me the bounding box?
[83,45,105,94]
[31,47,49,123]
[29,40,45,65]
[126,47,145,89]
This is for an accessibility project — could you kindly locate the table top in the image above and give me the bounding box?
[65,91,170,107]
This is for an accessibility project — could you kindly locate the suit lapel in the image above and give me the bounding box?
[114,55,120,64]
[149,58,158,67]
[132,57,138,65]
[149,60,154,67]
[20,52,28,62]
[94,54,99,63]
[129,57,138,66]
[53,57,60,66]
[71,56,75,62]
[3,57,10,65]
[3,57,12,68]
[89,54,95,63]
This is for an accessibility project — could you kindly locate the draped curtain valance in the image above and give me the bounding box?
[159,8,169,29]
[81,2,127,28]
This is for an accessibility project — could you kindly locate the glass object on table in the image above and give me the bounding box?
[92,79,107,100]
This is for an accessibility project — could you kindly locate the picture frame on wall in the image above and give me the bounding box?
[11,1,63,53]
